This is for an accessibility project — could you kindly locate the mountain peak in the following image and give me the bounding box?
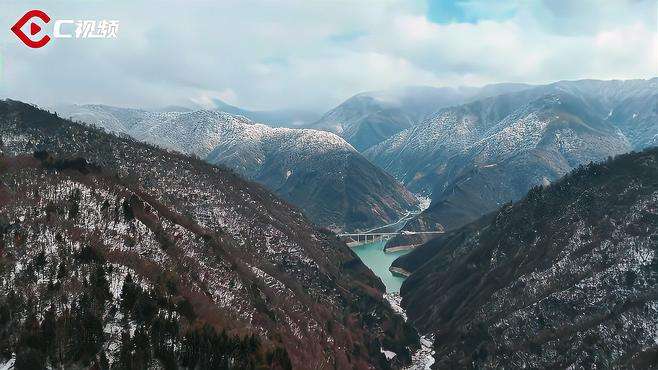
[53,104,416,232]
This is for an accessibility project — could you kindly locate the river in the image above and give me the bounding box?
[350,205,436,368]
[351,199,430,293]
[351,239,410,293]
[351,238,435,368]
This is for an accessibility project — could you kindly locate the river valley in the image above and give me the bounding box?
[351,239,435,369]
[352,239,410,293]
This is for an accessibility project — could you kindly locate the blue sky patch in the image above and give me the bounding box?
[426,0,518,24]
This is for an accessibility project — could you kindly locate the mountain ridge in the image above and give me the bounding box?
[366,78,657,249]
[0,99,419,369]
[210,98,320,128]
[55,104,418,232]
[310,83,532,151]
[398,146,658,368]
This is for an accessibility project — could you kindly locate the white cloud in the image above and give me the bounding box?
[0,0,655,112]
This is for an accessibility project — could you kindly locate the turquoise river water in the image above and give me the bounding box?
[351,239,411,293]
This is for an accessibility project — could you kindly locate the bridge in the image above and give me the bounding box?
[337,231,444,247]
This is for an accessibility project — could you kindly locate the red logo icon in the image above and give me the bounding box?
[11,10,51,48]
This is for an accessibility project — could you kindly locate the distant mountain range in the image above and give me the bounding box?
[0,99,418,369]
[210,98,320,128]
[55,104,418,232]
[151,98,320,128]
[310,84,531,151]
[366,78,658,249]
[395,147,658,368]
[5,73,657,368]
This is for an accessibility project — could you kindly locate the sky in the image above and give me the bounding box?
[0,0,656,112]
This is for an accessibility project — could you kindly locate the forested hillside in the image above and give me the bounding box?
[0,100,418,369]
[398,147,658,368]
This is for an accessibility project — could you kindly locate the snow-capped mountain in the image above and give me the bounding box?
[0,99,418,368]
[310,84,530,152]
[210,98,320,128]
[365,78,658,247]
[56,105,418,232]
[396,147,658,368]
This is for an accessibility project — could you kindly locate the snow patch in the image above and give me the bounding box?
[380,348,397,360]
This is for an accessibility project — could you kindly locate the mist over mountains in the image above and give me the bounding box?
[364,78,658,249]
[2,0,656,366]
[209,98,320,128]
[56,78,658,244]
[17,76,658,369]
[309,83,531,151]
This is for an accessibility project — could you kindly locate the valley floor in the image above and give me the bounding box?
[350,211,437,368]
[385,293,436,369]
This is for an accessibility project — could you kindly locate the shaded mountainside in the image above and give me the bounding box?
[309,93,415,152]
[390,214,494,276]
[55,105,418,232]
[398,147,658,368]
[310,84,530,152]
[373,78,658,249]
[0,100,419,369]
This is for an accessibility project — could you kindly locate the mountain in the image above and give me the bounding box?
[311,84,530,152]
[366,78,658,249]
[396,147,658,368]
[211,98,320,128]
[56,104,418,232]
[0,99,419,369]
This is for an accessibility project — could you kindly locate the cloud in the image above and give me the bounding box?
[0,0,655,112]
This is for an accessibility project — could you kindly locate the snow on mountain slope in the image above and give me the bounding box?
[398,148,658,368]
[364,88,543,194]
[364,104,492,194]
[0,99,419,368]
[465,94,630,167]
[371,79,656,250]
[56,105,418,232]
[367,79,657,196]
[60,104,145,133]
[310,84,531,152]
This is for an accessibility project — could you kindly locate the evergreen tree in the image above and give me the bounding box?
[68,188,81,220]
[116,330,133,369]
[132,326,152,368]
[14,348,45,370]
[40,307,57,365]
[91,265,111,306]
[120,274,140,313]
[56,261,67,281]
